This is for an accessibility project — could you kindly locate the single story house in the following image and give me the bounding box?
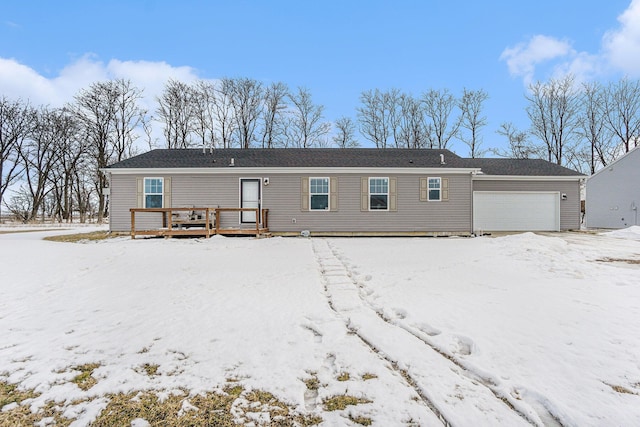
[104,148,584,236]
[585,146,640,229]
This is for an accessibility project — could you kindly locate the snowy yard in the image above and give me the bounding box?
[1,227,640,426]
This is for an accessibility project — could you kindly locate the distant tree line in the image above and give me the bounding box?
[498,75,640,174]
[0,79,147,223]
[155,79,333,149]
[1,74,640,222]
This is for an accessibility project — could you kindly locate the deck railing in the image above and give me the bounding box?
[129,207,269,238]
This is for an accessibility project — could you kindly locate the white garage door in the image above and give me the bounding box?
[473,191,560,232]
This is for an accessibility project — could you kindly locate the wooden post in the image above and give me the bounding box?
[253,208,257,235]
[205,208,210,238]
[130,209,136,239]
[215,209,220,235]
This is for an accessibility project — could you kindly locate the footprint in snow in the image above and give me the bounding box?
[301,324,323,343]
[304,388,318,411]
[392,308,408,320]
[416,322,441,337]
[451,335,474,356]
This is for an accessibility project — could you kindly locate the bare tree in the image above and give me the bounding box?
[142,115,157,150]
[493,122,539,159]
[260,82,289,148]
[287,87,331,148]
[72,81,118,223]
[357,89,395,148]
[228,78,263,149]
[422,88,461,150]
[0,97,35,220]
[578,81,614,173]
[212,78,236,148]
[156,79,195,149]
[396,94,428,148]
[48,108,84,222]
[72,158,95,223]
[385,89,402,147]
[191,80,217,148]
[12,107,61,221]
[332,116,359,148]
[526,75,581,165]
[603,77,640,154]
[459,88,489,158]
[112,79,146,161]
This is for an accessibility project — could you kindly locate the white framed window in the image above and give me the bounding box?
[369,177,389,210]
[310,177,330,210]
[144,177,164,208]
[428,177,441,201]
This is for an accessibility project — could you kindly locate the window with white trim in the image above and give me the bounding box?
[144,177,163,208]
[369,177,389,210]
[428,177,441,201]
[310,177,329,210]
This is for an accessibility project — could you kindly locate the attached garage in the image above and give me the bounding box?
[473,191,560,232]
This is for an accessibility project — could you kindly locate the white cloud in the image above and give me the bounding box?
[0,55,200,109]
[106,59,201,116]
[0,55,203,150]
[551,51,604,83]
[500,35,574,84]
[503,1,640,85]
[603,0,640,76]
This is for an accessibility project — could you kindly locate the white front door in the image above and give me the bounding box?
[240,179,260,223]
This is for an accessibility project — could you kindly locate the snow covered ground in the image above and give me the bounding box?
[1,227,639,426]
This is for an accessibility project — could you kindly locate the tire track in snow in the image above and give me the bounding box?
[312,238,540,427]
[324,239,568,427]
[311,238,450,426]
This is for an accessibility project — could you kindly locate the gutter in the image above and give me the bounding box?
[101,166,483,175]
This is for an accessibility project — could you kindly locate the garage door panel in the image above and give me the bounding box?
[473,192,559,232]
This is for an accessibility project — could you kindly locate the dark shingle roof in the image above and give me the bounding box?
[107,148,468,169]
[107,148,584,176]
[464,158,583,176]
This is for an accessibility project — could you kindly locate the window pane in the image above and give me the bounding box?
[310,195,329,210]
[310,178,328,194]
[370,178,388,194]
[370,194,388,210]
[145,194,163,208]
[145,178,163,194]
[428,178,441,200]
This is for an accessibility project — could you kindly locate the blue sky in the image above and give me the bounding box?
[1,0,639,154]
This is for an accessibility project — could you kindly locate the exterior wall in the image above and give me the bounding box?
[109,172,473,233]
[472,180,582,230]
[264,173,471,233]
[586,149,640,229]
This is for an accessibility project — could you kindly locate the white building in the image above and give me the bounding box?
[586,146,640,229]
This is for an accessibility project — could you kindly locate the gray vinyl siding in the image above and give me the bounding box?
[111,174,265,232]
[585,148,640,229]
[109,172,472,233]
[110,174,140,231]
[264,174,470,233]
[472,180,581,230]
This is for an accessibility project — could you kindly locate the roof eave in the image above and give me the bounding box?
[472,174,584,181]
[103,166,482,175]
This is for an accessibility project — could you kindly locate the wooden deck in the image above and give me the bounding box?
[129,207,269,238]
